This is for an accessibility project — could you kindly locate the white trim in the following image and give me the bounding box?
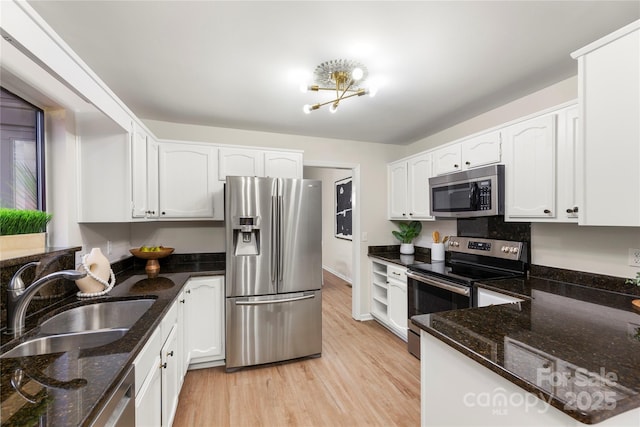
[571,19,640,58]
[304,160,363,322]
[322,266,352,284]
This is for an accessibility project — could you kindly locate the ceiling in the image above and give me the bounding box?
[26,1,640,145]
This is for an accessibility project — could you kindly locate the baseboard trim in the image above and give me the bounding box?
[322,266,353,284]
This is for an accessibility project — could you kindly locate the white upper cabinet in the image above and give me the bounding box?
[219,147,303,180]
[388,152,433,220]
[407,153,433,220]
[433,132,501,176]
[218,147,264,179]
[461,131,502,170]
[503,114,557,219]
[131,124,149,218]
[572,20,640,226]
[388,161,408,219]
[158,142,222,219]
[433,144,462,175]
[264,151,303,178]
[557,105,579,221]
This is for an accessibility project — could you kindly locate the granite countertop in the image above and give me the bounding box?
[368,245,432,266]
[412,276,640,424]
[0,262,224,426]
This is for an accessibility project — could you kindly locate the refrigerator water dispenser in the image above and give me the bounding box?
[234,216,260,255]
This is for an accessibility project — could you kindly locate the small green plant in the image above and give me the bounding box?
[626,272,640,287]
[392,221,423,244]
[0,208,52,236]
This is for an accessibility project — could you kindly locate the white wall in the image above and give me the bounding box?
[304,166,353,283]
[406,75,640,280]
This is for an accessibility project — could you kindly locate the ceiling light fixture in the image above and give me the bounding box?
[301,59,375,114]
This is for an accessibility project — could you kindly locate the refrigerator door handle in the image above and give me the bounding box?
[271,195,278,283]
[235,293,316,306]
[278,194,284,282]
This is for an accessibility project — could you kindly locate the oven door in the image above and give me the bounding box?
[406,272,472,359]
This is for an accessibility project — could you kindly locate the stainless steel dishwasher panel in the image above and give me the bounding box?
[89,365,135,426]
[225,290,322,369]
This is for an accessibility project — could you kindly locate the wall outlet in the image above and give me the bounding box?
[628,248,640,267]
[361,232,368,242]
[107,240,112,255]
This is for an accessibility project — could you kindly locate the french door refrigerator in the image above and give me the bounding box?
[225,176,322,370]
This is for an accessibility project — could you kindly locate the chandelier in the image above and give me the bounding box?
[301,59,374,114]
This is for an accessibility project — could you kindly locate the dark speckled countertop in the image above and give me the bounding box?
[0,257,224,426]
[412,275,640,424]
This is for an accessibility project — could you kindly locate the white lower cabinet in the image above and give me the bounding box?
[161,325,179,427]
[370,259,408,341]
[185,276,225,367]
[133,275,224,426]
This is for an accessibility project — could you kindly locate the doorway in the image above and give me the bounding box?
[303,162,362,320]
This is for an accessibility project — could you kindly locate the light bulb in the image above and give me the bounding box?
[351,67,364,81]
[329,102,339,113]
[303,104,312,114]
[368,86,378,97]
[300,84,309,93]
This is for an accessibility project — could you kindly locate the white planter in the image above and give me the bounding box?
[400,243,415,255]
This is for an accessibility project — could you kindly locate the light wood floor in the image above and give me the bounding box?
[173,271,420,427]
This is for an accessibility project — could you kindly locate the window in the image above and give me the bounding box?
[0,87,45,210]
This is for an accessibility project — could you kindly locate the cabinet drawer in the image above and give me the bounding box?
[387,265,407,282]
[134,326,162,396]
[161,300,178,344]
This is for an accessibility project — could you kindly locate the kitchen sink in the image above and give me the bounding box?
[0,329,129,359]
[38,298,155,334]
[0,298,155,359]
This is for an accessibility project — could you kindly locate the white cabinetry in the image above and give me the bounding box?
[572,20,640,226]
[433,144,462,175]
[134,300,179,427]
[161,325,179,427]
[185,276,225,367]
[388,152,433,220]
[370,259,408,341]
[433,131,501,176]
[77,113,132,222]
[218,147,303,180]
[264,151,303,178]
[131,123,150,218]
[503,104,579,222]
[503,114,557,219]
[218,147,264,179]
[158,142,222,219]
[461,131,502,170]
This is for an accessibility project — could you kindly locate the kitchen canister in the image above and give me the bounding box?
[431,242,445,261]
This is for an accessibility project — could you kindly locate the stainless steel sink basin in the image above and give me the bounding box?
[38,299,155,334]
[0,298,155,359]
[0,329,128,359]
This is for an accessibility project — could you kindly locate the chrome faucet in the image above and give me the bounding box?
[7,262,86,337]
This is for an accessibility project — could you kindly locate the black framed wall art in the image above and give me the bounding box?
[335,176,352,240]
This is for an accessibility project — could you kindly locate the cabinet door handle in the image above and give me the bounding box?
[409,213,413,216]
[186,290,191,294]
[161,211,166,215]
[402,213,406,216]
[465,161,471,166]
[162,362,167,369]
[391,272,402,276]
[454,164,459,168]
[180,299,185,303]
[167,351,174,357]
[544,209,551,214]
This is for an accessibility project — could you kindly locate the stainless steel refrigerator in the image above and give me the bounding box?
[225,176,322,370]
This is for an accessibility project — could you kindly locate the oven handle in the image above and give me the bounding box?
[407,272,471,297]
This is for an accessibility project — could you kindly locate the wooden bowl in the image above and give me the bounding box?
[129,247,174,277]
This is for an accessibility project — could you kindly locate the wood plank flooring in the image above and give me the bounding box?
[172,270,420,427]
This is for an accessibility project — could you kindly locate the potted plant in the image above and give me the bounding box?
[0,208,52,260]
[392,221,422,255]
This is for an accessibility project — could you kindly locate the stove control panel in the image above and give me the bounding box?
[448,236,525,261]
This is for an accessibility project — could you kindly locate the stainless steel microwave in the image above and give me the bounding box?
[429,164,504,218]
